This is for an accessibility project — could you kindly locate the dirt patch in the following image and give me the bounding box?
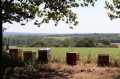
[10,62,120,79]
[44,62,119,79]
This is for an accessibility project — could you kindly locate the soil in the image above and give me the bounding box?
[10,62,120,79]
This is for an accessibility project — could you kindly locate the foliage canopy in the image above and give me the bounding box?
[2,0,119,30]
[105,0,120,20]
[101,38,111,46]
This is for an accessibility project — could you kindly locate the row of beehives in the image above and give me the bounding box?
[9,48,51,63]
[9,48,110,66]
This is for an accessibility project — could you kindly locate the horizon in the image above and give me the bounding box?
[3,31,120,34]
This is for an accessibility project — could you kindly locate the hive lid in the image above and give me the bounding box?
[23,50,36,53]
[67,52,79,53]
[32,50,36,53]
[98,54,109,56]
[9,49,23,51]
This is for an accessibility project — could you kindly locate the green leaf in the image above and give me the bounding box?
[69,26,73,29]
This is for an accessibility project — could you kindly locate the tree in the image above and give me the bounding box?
[1,0,88,29]
[76,37,95,47]
[63,39,75,47]
[30,40,47,47]
[105,0,120,20]
[2,0,119,30]
[101,38,111,46]
[2,0,120,30]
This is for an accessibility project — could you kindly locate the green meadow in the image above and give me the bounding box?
[43,36,71,40]
[9,47,120,63]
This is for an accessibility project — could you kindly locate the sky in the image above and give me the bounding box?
[3,0,120,34]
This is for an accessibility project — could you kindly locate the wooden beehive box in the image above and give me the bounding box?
[38,48,51,63]
[23,50,37,60]
[98,54,110,66]
[66,52,79,65]
[9,49,23,58]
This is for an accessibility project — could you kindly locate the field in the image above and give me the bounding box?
[112,43,120,48]
[6,47,120,79]
[9,47,120,63]
[4,47,120,79]
[43,36,71,40]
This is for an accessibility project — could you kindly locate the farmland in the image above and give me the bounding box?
[43,36,71,40]
[5,47,120,79]
[3,33,120,79]
[9,47,120,63]
[112,43,120,48]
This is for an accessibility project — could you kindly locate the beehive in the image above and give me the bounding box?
[66,52,79,65]
[23,50,37,60]
[38,48,51,63]
[98,54,110,66]
[9,49,23,58]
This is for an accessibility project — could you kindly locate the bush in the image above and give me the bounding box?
[12,61,46,79]
[108,44,118,48]
[2,52,24,78]
[30,40,47,47]
[114,57,120,67]
[97,43,106,47]
[76,37,95,47]
[101,38,111,46]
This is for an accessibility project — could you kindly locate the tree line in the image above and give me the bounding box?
[3,35,118,48]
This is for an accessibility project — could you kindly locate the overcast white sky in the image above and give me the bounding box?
[3,0,120,34]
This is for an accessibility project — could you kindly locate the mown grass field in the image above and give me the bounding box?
[9,47,120,63]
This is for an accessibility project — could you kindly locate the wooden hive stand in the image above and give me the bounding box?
[98,54,110,66]
[38,48,51,63]
[66,52,79,65]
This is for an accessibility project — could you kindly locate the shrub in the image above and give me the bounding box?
[2,52,24,78]
[114,57,120,67]
[76,37,95,47]
[97,43,105,47]
[101,38,111,46]
[108,44,118,48]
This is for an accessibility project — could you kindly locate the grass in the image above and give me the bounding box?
[43,36,71,40]
[4,47,120,79]
[9,47,120,63]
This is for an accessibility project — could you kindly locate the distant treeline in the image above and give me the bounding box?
[3,33,120,48]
